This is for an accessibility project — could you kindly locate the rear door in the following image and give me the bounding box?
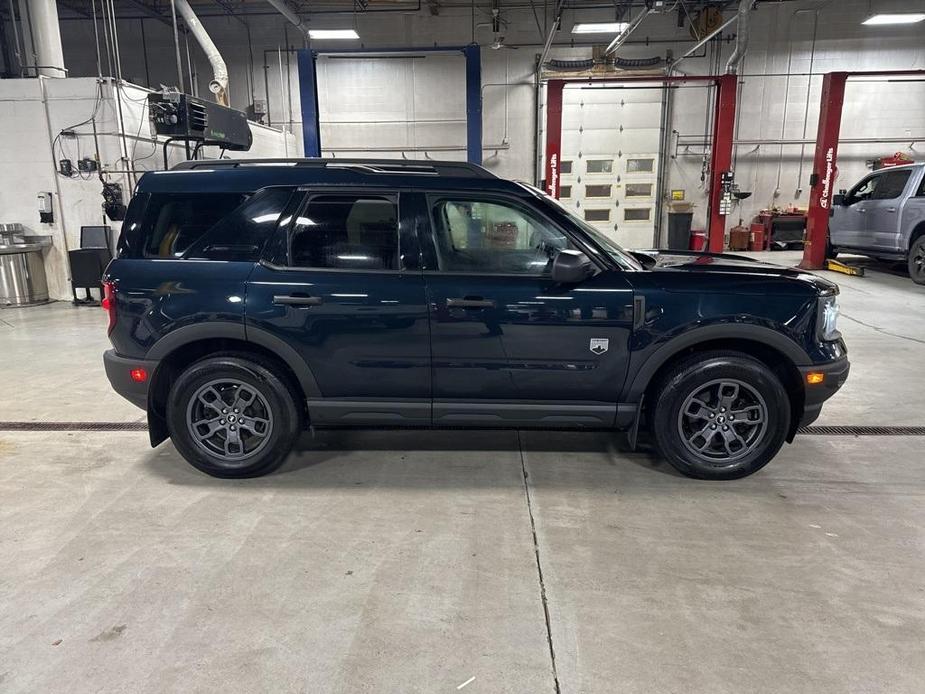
[245,188,431,425]
[864,168,913,252]
[415,190,635,428]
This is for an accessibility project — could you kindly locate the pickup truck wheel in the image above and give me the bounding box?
[909,237,925,285]
[166,355,302,478]
[651,351,790,480]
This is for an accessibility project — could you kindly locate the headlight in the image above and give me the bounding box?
[818,295,840,341]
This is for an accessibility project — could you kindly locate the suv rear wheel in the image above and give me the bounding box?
[909,236,925,285]
[166,355,302,478]
[651,351,790,480]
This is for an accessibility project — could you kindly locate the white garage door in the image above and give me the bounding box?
[557,86,662,249]
[316,54,468,160]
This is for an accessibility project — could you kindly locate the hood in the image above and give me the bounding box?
[632,250,838,293]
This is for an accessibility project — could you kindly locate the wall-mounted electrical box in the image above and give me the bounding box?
[38,192,54,224]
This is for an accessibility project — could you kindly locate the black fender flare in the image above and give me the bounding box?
[621,323,812,403]
[146,321,322,399]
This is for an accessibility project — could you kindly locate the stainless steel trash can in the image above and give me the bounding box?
[0,241,51,307]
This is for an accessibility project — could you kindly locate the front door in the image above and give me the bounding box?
[246,189,431,425]
[415,191,635,428]
[831,172,881,250]
[863,168,913,252]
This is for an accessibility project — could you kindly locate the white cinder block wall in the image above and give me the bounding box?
[4,0,924,257]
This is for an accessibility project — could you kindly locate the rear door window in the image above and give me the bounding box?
[286,193,400,270]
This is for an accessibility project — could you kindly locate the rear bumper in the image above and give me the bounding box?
[103,349,158,411]
[798,357,850,427]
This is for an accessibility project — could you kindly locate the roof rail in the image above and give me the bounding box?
[170,158,496,179]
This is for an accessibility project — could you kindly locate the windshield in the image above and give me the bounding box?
[521,184,644,271]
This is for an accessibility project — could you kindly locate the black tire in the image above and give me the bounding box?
[908,236,925,285]
[651,351,791,480]
[166,354,302,478]
[825,239,838,260]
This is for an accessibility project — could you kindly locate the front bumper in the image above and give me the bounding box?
[103,349,159,411]
[797,357,850,427]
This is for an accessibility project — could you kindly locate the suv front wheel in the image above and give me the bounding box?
[166,355,302,478]
[651,351,790,480]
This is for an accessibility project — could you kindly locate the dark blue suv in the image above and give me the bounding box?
[103,159,848,480]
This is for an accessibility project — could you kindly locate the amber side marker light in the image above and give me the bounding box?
[130,368,148,383]
[806,372,825,385]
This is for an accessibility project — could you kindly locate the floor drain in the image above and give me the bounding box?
[798,425,925,436]
[0,421,147,431]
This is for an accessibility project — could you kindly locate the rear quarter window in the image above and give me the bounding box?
[121,188,293,261]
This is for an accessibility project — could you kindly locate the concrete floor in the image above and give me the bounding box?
[1,252,924,693]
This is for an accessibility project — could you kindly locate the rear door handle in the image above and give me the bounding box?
[886,207,897,213]
[447,297,495,309]
[273,294,323,306]
[857,208,867,213]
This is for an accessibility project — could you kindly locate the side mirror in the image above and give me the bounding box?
[832,194,846,207]
[551,249,594,284]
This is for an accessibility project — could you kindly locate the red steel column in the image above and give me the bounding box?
[544,80,565,198]
[801,72,848,270]
[707,74,738,253]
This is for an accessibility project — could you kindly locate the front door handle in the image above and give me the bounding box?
[273,294,323,306]
[886,207,897,213]
[447,297,495,309]
[857,208,867,213]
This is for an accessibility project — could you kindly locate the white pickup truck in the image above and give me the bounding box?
[829,163,925,284]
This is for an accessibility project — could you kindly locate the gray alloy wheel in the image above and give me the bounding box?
[910,237,925,285]
[676,378,769,465]
[186,378,274,464]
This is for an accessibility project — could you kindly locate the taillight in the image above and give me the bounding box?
[102,280,116,334]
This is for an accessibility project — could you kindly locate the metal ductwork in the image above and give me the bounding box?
[264,0,311,37]
[174,0,229,106]
[725,0,756,74]
[17,0,66,77]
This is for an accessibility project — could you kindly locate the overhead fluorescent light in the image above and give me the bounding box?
[862,13,925,25]
[309,29,360,39]
[571,22,630,34]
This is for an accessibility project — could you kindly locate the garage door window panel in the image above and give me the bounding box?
[624,208,651,222]
[585,184,613,198]
[625,183,653,198]
[584,209,611,223]
[586,160,613,174]
[626,158,654,174]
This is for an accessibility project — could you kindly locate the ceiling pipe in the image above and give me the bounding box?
[604,5,653,57]
[24,0,66,76]
[264,0,311,38]
[174,0,228,105]
[725,0,756,74]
